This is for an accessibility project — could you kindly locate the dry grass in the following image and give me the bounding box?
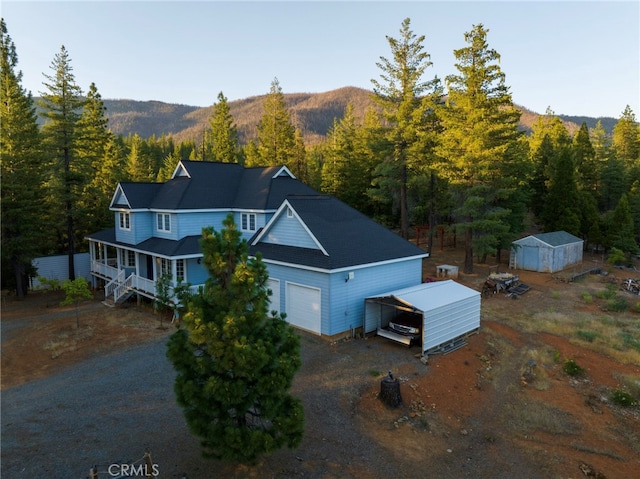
[511,308,640,367]
[503,397,581,436]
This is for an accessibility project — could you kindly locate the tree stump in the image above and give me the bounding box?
[380,372,402,408]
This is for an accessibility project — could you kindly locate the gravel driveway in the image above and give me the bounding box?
[2,332,423,479]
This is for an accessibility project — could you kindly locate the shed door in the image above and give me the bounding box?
[267,278,281,316]
[286,282,321,334]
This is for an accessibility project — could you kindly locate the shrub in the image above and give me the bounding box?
[551,291,561,299]
[581,292,593,303]
[563,359,585,376]
[576,330,598,343]
[37,276,61,291]
[610,389,638,407]
[596,284,618,300]
[605,297,629,312]
[633,302,640,313]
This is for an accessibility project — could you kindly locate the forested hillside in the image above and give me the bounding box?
[4,17,638,298]
[35,86,618,146]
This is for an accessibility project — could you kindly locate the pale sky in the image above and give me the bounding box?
[3,1,639,119]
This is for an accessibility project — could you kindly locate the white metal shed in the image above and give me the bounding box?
[364,280,481,355]
[510,231,583,273]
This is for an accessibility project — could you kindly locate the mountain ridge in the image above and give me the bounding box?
[38,86,619,145]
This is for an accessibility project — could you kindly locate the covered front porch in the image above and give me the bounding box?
[86,232,205,306]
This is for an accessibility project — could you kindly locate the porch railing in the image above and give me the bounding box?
[92,259,119,280]
[105,269,125,299]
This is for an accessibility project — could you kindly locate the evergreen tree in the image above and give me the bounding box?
[38,45,86,279]
[166,214,304,462]
[529,134,555,219]
[0,19,46,297]
[540,146,581,235]
[371,17,442,238]
[76,82,114,236]
[600,156,627,211]
[612,105,640,168]
[573,122,598,194]
[321,104,365,206]
[126,133,154,181]
[609,194,638,254]
[256,78,297,168]
[435,24,523,273]
[290,128,307,182]
[208,92,239,163]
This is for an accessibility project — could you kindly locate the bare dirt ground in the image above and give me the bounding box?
[2,245,640,478]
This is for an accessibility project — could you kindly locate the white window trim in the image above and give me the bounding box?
[119,212,131,231]
[157,213,171,232]
[241,213,257,232]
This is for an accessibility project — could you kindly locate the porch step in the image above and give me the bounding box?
[102,298,115,308]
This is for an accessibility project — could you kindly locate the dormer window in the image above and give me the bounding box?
[119,212,130,230]
[157,213,171,232]
[241,213,256,232]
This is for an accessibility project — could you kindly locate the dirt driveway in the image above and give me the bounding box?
[2,248,640,478]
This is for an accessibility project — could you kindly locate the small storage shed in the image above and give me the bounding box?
[364,280,481,355]
[510,231,583,273]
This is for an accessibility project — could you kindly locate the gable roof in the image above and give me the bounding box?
[514,231,583,247]
[110,161,316,211]
[249,196,428,271]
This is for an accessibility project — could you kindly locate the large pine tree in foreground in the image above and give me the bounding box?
[166,214,304,463]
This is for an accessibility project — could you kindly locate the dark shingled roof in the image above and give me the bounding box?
[85,228,202,257]
[113,161,317,211]
[249,196,427,270]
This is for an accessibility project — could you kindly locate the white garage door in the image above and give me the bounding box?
[267,278,280,316]
[286,282,321,334]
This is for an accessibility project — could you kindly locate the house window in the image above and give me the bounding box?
[124,250,136,268]
[176,259,185,281]
[287,207,293,218]
[159,258,171,276]
[241,213,256,232]
[157,213,171,232]
[119,212,130,230]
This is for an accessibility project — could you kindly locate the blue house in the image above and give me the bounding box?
[86,160,428,339]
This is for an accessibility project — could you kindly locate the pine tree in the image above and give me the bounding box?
[573,122,598,194]
[126,133,154,181]
[76,82,114,236]
[0,19,46,297]
[38,45,86,279]
[166,214,304,462]
[208,92,239,163]
[256,78,297,168]
[540,146,581,235]
[609,194,638,254]
[371,17,442,238]
[612,105,640,168]
[436,24,523,273]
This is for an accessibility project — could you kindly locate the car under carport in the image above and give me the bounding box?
[364,280,481,355]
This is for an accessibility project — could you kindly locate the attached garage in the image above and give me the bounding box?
[286,282,321,335]
[365,280,481,355]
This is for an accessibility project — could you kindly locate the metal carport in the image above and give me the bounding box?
[364,280,481,355]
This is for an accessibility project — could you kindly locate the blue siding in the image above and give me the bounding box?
[187,258,209,286]
[176,211,228,238]
[327,259,423,336]
[133,212,154,244]
[263,258,423,337]
[263,263,331,334]
[262,214,319,249]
